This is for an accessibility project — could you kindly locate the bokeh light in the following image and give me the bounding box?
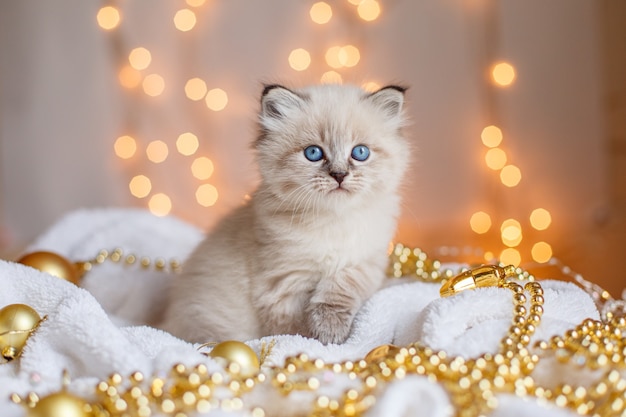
[128,47,152,71]
[325,45,360,69]
[501,218,523,247]
[325,46,343,69]
[205,88,228,111]
[196,184,219,207]
[470,211,492,234]
[481,125,503,148]
[186,0,206,6]
[310,2,332,24]
[97,6,121,30]
[357,0,381,21]
[362,81,381,92]
[288,48,311,71]
[492,62,516,87]
[339,45,360,67]
[185,78,208,101]
[530,208,552,231]
[176,132,199,156]
[191,157,215,180]
[114,135,137,159]
[321,71,342,84]
[485,148,507,170]
[146,140,169,163]
[148,193,172,216]
[531,241,553,263]
[500,248,521,266]
[500,165,522,187]
[142,74,165,97]
[118,66,142,89]
[129,175,152,198]
[174,9,197,32]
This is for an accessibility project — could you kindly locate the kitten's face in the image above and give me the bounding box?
[256,84,409,212]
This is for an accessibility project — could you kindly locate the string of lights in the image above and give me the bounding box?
[467,9,554,267]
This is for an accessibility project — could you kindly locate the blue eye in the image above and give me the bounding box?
[304,145,324,162]
[351,145,370,161]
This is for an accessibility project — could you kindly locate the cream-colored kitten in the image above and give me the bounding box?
[162,83,410,344]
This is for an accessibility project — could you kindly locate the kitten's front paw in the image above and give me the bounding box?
[307,303,353,345]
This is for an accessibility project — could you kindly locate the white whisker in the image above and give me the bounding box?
[271,180,314,217]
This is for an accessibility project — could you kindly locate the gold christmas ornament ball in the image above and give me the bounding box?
[0,303,41,361]
[18,251,80,285]
[365,344,398,363]
[208,340,260,377]
[27,391,91,417]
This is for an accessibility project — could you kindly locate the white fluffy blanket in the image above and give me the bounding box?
[0,209,601,416]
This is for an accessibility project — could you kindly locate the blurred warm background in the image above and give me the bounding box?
[0,1,624,296]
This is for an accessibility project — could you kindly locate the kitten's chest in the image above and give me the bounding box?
[281,207,394,268]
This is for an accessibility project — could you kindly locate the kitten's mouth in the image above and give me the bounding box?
[330,185,350,194]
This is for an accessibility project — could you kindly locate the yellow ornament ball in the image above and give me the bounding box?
[365,344,398,363]
[208,340,260,377]
[27,392,91,417]
[18,251,80,285]
[0,303,41,361]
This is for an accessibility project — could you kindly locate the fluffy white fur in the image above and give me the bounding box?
[161,83,410,344]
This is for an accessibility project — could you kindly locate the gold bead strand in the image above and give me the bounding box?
[386,243,456,282]
[91,360,268,417]
[531,303,626,414]
[544,258,623,321]
[76,248,182,277]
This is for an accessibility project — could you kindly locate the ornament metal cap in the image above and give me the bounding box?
[2,346,18,361]
[440,264,517,297]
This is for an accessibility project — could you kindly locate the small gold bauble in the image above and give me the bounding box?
[18,251,80,285]
[0,303,41,361]
[27,392,90,417]
[208,340,260,377]
[365,344,398,363]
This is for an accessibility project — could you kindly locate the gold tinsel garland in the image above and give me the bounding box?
[9,244,626,417]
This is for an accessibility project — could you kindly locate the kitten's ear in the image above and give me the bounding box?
[366,85,407,119]
[260,84,306,120]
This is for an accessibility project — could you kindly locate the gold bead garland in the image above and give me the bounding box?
[387,243,452,280]
[388,242,539,281]
[75,248,182,277]
[545,258,626,321]
[10,244,626,417]
[532,316,626,415]
[90,363,267,417]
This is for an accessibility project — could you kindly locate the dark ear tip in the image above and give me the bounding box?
[262,84,285,97]
[378,85,408,94]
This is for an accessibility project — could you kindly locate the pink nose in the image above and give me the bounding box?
[330,171,348,184]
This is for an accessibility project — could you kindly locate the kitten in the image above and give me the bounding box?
[161,83,410,345]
